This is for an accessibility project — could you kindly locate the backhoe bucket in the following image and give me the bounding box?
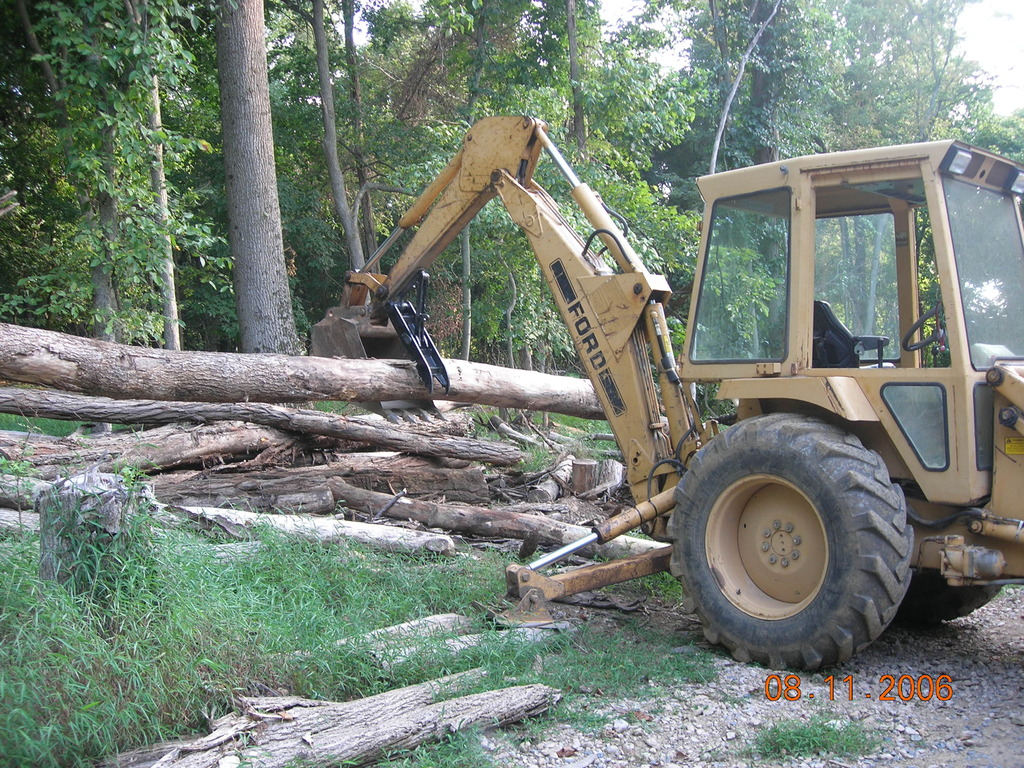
[311,305,440,421]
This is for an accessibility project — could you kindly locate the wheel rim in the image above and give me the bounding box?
[704,474,829,620]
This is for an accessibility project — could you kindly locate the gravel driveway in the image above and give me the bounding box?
[493,586,1024,768]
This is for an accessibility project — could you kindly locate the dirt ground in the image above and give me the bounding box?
[496,584,1024,768]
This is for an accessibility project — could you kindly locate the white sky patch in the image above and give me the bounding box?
[958,0,1024,115]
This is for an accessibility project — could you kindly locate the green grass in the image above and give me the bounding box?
[752,713,878,760]
[0,501,711,767]
[0,412,83,436]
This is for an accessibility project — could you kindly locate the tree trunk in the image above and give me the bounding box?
[7,422,292,480]
[0,387,521,466]
[0,322,604,419]
[216,0,300,354]
[567,0,586,154]
[312,0,364,270]
[341,0,375,257]
[148,75,181,351]
[37,470,139,589]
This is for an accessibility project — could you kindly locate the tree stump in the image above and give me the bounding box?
[37,469,143,591]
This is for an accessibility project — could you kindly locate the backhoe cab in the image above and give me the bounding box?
[314,117,1024,670]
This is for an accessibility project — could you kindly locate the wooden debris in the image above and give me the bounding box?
[571,459,599,494]
[329,478,667,560]
[0,473,50,509]
[180,505,458,556]
[580,459,626,499]
[103,670,558,768]
[148,457,491,512]
[0,507,39,533]
[527,455,575,503]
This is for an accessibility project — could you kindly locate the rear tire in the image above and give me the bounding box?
[668,413,912,670]
[896,570,1001,625]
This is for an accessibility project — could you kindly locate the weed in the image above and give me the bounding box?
[752,713,878,759]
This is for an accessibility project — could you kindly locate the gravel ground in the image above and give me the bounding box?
[488,587,1024,768]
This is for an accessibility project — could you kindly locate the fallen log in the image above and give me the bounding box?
[0,322,603,418]
[104,671,558,768]
[180,505,458,556]
[2,422,292,480]
[0,387,521,466]
[329,479,667,560]
[148,455,491,510]
[0,507,38,533]
[0,474,50,509]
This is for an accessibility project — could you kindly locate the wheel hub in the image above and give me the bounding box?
[705,476,829,619]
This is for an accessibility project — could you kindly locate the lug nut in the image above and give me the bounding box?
[792,535,802,545]
[784,523,794,533]
[761,542,770,552]
[768,555,777,564]
[763,529,771,538]
[773,520,781,530]
[781,558,790,567]
[791,549,800,560]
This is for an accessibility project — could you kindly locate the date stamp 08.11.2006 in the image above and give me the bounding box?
[763,674,954,702]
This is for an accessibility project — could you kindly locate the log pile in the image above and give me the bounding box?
[0,323,653,764]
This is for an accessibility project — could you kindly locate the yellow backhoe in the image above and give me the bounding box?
[313,116,1024,670]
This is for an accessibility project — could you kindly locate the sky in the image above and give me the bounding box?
[599,0,1024,116]
[958,0,1023,115]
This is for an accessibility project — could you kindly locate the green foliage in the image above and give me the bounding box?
[752,713,878,759]
[1,0,214,342]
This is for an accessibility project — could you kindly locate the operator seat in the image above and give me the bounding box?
[812,300,889,368]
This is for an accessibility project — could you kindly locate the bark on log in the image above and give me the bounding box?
[329,479,667,560]
[571,459,599,494]
[6,422,292,480]
[181,505,458,556]
[105,672,557,768]
[148,456,491,511]
[0,322,603,418]
[0,387,521,466]
[0,507,38,533]
[527,454,575,503]
[0,474,50,509]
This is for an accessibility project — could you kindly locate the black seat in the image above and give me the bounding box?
[812,300,889,368]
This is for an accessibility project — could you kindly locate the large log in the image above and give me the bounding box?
[0,322,603,418]
[2,422,293,480]
[149,457,491,511]
[180,505,458,556]
[104,672,558,768]
[329,479,667,561]
[0,387,521,466]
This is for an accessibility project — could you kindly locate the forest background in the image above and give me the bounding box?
[2,0,1023,373]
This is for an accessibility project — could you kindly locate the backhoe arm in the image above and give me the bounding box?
[344,116,704,511]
